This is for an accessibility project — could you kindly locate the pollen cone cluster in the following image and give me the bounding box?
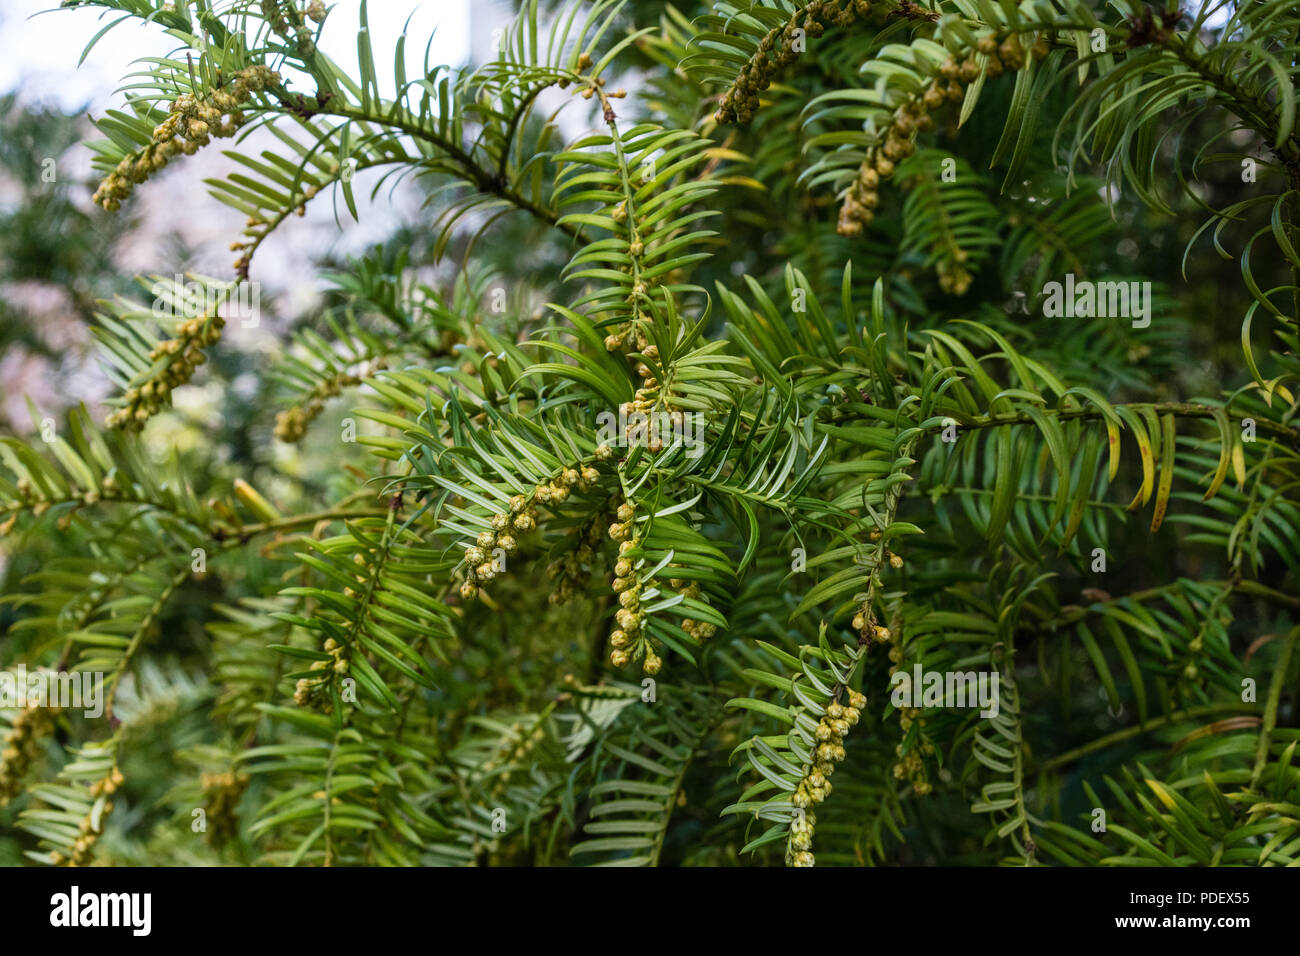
[789,690,865,866]
[837,30,1049,255]
[484,721,547,799]
[261,0,324,56]
[461,466,600,601]
[605,317,662,387]
[93,65,280,212]
[108,314,224,430]
[716,0,875,125]
[201,769,250,849]
[50,766,123,867]
[0,705,58,806]
[668,577,717,642]
[894,707,935,795]
[547,483,609,605]
[274,357,388,443]
[606,501,662,674]
[294,637,349,711]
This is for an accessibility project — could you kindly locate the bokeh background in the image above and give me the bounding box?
[0,0,494,432]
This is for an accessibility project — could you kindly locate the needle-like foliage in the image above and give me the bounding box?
[1,0,1298,867]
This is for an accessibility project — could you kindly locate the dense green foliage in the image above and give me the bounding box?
[2,0,1299,867]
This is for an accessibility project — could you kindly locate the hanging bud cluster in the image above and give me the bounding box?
[587,78,665,379]
[716,0,875,125]
[461,496,533,600]
[600,301,638,355]
[607,501,660,674]
[107,314,225,430]
[606,327,665,404]
[261,0,325,57]
[879,598,930,793]
[50,766,124,867]
[849,531,899,648]
[483,721,548,799]
[603,330,660,380]
[667,576,717,642]
[893,707,935,795]
[341,551,372,602]
[977,30,1045,78]
[631,392,663,451]
[461,466,600,601]
[789,690,866,866]
[601,193,656,382]
[0,705,58,806]
[837,30,1049,257]
[294,637,349,711]
[851,608,893,645]
[851,603,892,648]
[273,357,388,442]
[547,493,611,605]
[789,811,817,865]
[201,769,250,849]
[5,476,51,523]
[607,391,691,460]
[600,324,627,354]
[93,65,280,212]
[605,504,663,675]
